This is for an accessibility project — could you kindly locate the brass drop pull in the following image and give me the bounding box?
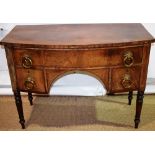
[123,51,134,67]
[24,77,35,90]
[122,74,132,89]
[22,56,32,68]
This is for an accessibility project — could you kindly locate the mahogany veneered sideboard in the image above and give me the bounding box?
[0,24,155,129]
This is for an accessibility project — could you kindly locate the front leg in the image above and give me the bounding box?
[134,91,144,128]
[14,90,25,129]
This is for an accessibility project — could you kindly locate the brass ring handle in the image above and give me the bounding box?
[24,77,35,90]
[124,51,134,67]
[122,74,132,89]
[22,56,32,68]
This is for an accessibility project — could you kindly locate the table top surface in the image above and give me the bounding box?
[1,23,155,48]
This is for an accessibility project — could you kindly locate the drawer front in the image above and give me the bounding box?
[16,68,46,93]
[111,66,141,92]
[44,47,143,68]
[13,49,43,68]
[44,49,110,68]
[109,46,143,66]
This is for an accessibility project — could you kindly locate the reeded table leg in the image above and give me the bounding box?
[28,92,33,106]
[128,91,133,105]
[134,91,144,129]
[14,90,25,129]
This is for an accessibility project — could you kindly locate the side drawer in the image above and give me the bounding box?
[109,46,143,66]
[13,49,43,68]
[111,66,141,92]
[16,68,46,93]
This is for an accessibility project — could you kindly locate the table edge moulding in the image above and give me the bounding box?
[0,23,155,129]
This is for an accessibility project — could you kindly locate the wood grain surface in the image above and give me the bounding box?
[0,24,155,49]
[1,24,155,129]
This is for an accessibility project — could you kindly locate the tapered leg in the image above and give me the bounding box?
[14,90,25,129]
[128,91,133,105]
[28,92,33,106]
[134,91,144,129]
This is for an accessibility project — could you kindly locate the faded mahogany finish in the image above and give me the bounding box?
[0,23,155,129]
[1,24,155,48]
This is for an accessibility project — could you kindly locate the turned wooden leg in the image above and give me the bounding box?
[134,91,144,129]
[28,92,33,106]
[128,91,133,105]
[14,90,25,129]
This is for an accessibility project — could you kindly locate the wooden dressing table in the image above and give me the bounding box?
[0,23,155,129]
